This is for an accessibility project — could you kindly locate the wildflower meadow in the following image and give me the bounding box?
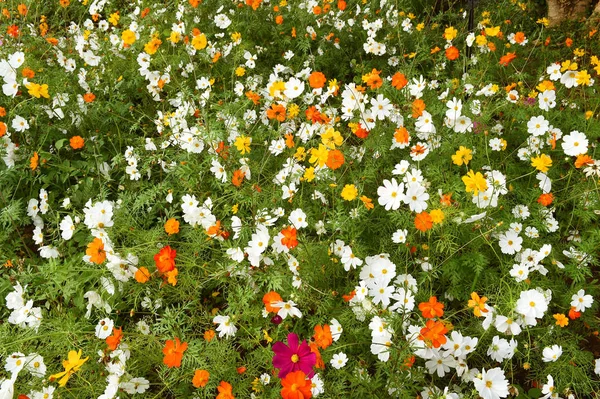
[1,0,600,398]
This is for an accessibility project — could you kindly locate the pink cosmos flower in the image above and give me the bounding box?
[272,333,316,378]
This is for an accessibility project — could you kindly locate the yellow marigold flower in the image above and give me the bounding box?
[444,26,457,41]
[192,33,207,50]
[231,32,241,44]
[302,166,315,182]
[144,38,162,55]
[451,146,472,166]
[169,31,181,43]
[536,17,549,27]
[576,70,591,86]
[293,146,306,161]
[234,135,251,154]
[573,48,585,57]
[26,83,50,99]
[49,350,89,387]
[485,26,500,37]
[416,23,425,31]
[121,29,136,45]
[309,144,329,168]
[429,209,444,224]
[232,204,239,214]
[321,127,343,149]
[235,67,246,77]
[462,170,488,195]
[287,103,300,119]
[585,111,594,120]
[108,12,120,26]
[341,184,358,201]
[531,154,552,172]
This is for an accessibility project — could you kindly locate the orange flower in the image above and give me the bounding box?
[499,52,517,66]
[414,211,433,232]
[164,268,178,286]
[574,154,594,168]
[134,267,151,283]
[402,355,415,369]
[232,169,245,187]
[309,342,325,369]
[514,31,526,44]
[245,90,261,105]
[280,371,312,399]
[216,381,235,399]
[537,193,554,207]
[0,107,5,117]
[568,307,581,320]
[467,292,489,317]
[342,290,356,302]
[70,136,85,150]
[391,72,408,89]
[553,313,568,327]
[7,25,20,38]
[83,93,96,103]
[419,296,444,319]
[325,149,344,170]
[154,245,176,273]
[312,324,332,349]
[352,123,369,138]
[162,338,188,368]
[565,38,573,47]
[360,195,374,210]
[418,319,448,348]
[192,369,210,388]
[411,99,426,118]
[393,127,410,146]
[86,238,106,264]
[262,291,283,313]
[17,4,27,16]
[164,218,180,235]
[189,0,201,7]
[362,68,382,89]
[204,329,216,342]
[337,0,347,10]
[275,15,283,24]
[22,67,35,79]
[308,72,326,89]
[59,0,70,8]
[30,152,39,171]
[106,327,123,351]
[281,226,298,249]
[285,133,295,148]
[445,46,459,60]
[267,103,286,122]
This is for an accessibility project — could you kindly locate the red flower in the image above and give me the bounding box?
[154,246,176,273]
[568,306,581,320]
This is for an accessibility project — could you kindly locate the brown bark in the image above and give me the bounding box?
[547,0,593,26]
[594,0,600,14]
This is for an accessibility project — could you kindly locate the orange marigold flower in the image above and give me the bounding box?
[0,107,6,117]
[164,267,178,286]
[565,38,573,47]
[418,319,448,348]
[86,238,106,264]
[309,342,324,369]
[553,313,568,327]
[30,152,39,171]
[232,169,245,187]
[83,93,96,103]
[326,149,344,170]
[204,329,216,342]
[337,0,347,10]
[499,52,517,66]
[262,291,283,313]
[360,195,374,210]
[245,91,261,105]
[17,4,27,16]
[411,99,426,118]
[162,338,188,368]
[467,292,489,317]
[275,15,283,24]
[164,218,180,235]
[134,266,151,283]
[393,126,410,146]
[574,154,594,168]
[391,72,408,90]
[445,46,459,60]
[281,226,298,249]
[568,306,581,320]
[216,381,235,399]
[362,68,383,89]
[280,371,312,399]
[402,355,415,369]
[106,327,123,351]
[514,31,526,44]
[22,67,35,79]
[267,103,286,122]
[414,211,433,232]
[192,369,210,388]
[154,245,176,273]
[308,71,326,89]
[537,193,554,207]
[313,324,332,349]
[69,136,85,150]
[419,296,444,319]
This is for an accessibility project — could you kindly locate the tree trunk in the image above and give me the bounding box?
[547,0,593,26]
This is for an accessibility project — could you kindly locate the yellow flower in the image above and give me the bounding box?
[576,70,591,86]
[235,67,246,77]
[108,12,120,26]
[416,23,425,31]
[341,184,358,201]
[475,35,487,46]
[462,170,488,195]
[485,26,500,37]
[451,146,472,166]
[360,195,374,210]
[230,32,242,44]
[321,127,343,149]
[192,33,207,50]
[531,154,552,172]
[302,167,315,182]
[293,146,306,161]
[49,350,89,387]
[444,26,457,41]
[234,135,251,154]
[121,29,136,45]
[561,60,577,72]
[573,48,585,57]
[553,313,568,327]
[269,81,286,98]
[169,31,181,43]
[536,17,550,27]
[26,83,50,99]
[429,209,444,224]
[287,103,300,119]
[309,144,329,168]
[232,204,239,214]
[144,38,162,55]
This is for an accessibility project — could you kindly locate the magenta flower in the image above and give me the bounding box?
[272,333,316,378]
